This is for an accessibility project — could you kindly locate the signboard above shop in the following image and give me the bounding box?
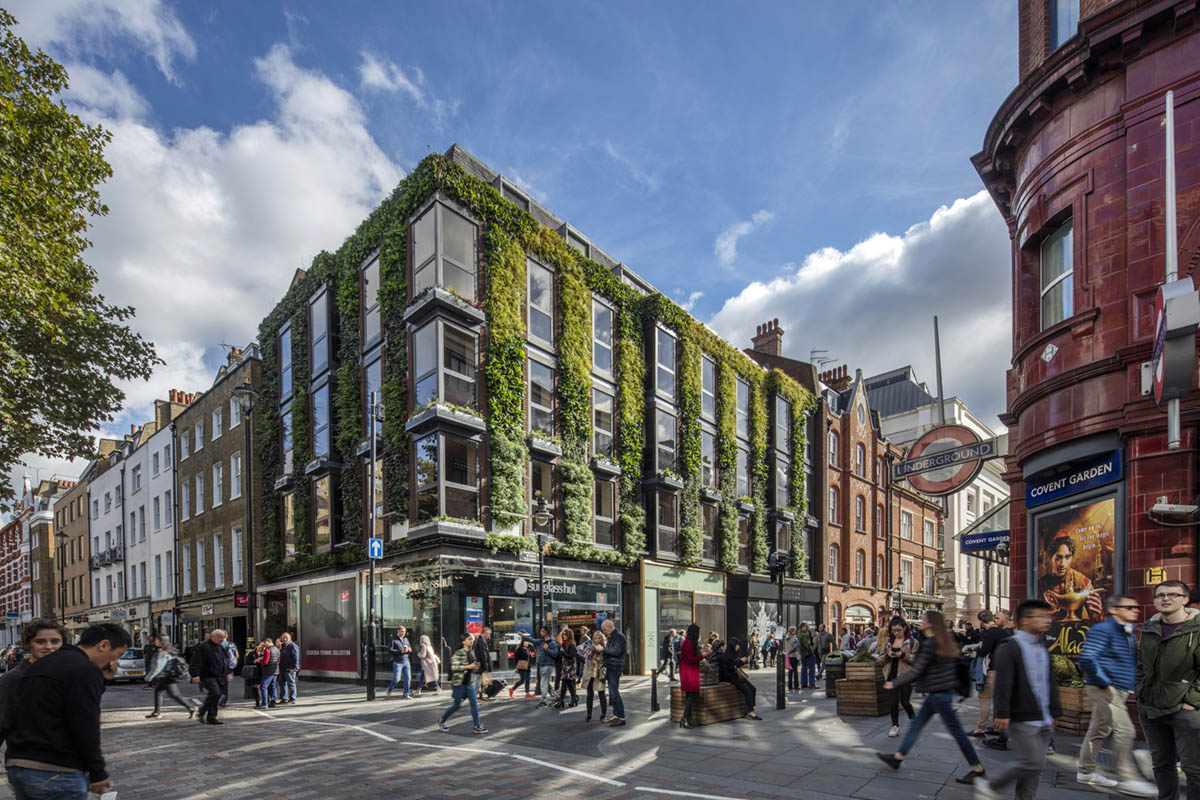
[1025,450,1122,508]
[961,530,1011,552]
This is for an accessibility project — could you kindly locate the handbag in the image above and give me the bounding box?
[515,658,529,671]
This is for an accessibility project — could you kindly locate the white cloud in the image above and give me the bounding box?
[357,50,458,128]
[676,290,703,312]
[603,140,661,194]
[9,0,197,83]
[505,167,550,204]
[714,209,775,268]
[61,63,151,120]
[707,191,1011,427]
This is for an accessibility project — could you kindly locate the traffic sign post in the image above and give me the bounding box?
[368,538,384,559]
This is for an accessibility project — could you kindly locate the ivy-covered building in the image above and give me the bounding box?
[250,146,814,678]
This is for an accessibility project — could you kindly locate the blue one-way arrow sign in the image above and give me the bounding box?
[368,538,384,559]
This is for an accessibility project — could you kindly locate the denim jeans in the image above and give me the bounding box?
[516,669,531,693]
[539,664,557,701]
[440,683,480,726]
[896,690,981,767]
[280,670,298,702]
[387,659,411,696]
[800,655,816,687]
[606,664,625,718]
[259,673,278,706]
[7,766,88,800]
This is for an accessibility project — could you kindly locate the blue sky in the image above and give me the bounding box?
[8,1,1018,492]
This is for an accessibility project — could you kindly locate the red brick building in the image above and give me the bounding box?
[973,0,1199,633]
[0,516,29,648]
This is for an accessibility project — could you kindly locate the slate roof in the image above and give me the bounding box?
[863,366,936,418]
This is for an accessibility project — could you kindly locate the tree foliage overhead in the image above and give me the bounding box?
[0,10,159,510]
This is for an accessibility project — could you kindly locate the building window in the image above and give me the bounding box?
[213,533,225,589]
[735,379,750,440]
[875,554,884,588]
[195,473,204,515]
[311,475,332,554]
[855,495,865,531]
[414,432,480,522]
[775,457,789,509]
[1040,218,1073,329]
[775,395,790,452]
[1050,0,1079,50]
[656,328,676,399]
[180,431,189,460]
[592,298,613,376]
[701,356,716,421]
[413,319,478,410]
[165,491,174,525]
[901,511,913,541]
[736,447,750,498]
[701,502,717,563]
[131,465,142,493]
[281,405,293,475]
[153,497,161,530]
[367,457,385,541]
[829,544,840,582]
[657,491,678,557]
[855,549,865,585]
[876,457,885,485]
[411,201,477,302]
[901,559,913,592]
[529,360,555,437]
[310,289,331,377]
[282,492,295,560]
[232,527,244,585]
[196,540,206,593]
[923,519,935,547]
[828,486,839,525]
[531,459,557,540]
[594,479,616,548]
[701,429,717,489]
[967,492,977,515]
[924,563,935,595]
[154,555,162,598]
[855,443,865,477]
[527,259,554,346]
[194,421,203,452]
[230,452,242,500]
[152,452,160,476]
[365,353,383,438]
[138,507,146,541]
[212,407,223,440]
[593,388,614,458]
[212,462,223,507]
[279,323,293,400]
[230,397,241,429]
[362,254,381,349]
[875,505,883,538]
[656,410,677,474]
[181,480,190,520]
[312,383,330,458]
[828,430,838,467]
[737,512,751,570]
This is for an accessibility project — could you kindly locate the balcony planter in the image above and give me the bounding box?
[304,457,342,476]
[273,474,295,492]
[590,457,621,476]
[737,499,756,515]
[355,436,384,457]
[527,435,562,459]
[770,509,796,523]
[700,487,722,503]
[405,402,486,436]
[404,286,486,328]
[408,518,486,544]
[643,472,684,492]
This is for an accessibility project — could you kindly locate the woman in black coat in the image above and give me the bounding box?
[712,638,762,720]
[554,628,579,708]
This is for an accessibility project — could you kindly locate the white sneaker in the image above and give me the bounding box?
[1078,771,1119,787]
[1115,779,1158,797]
[973,779,997,800]
[1133,750,1154,781]
[438,721,449,732]
[888,725,900,737]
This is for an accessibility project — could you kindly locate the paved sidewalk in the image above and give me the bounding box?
[0,668,1163,800]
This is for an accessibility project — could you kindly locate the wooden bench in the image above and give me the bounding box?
[669,684,748,725]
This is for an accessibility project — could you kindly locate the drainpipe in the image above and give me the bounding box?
[170,422,182,647]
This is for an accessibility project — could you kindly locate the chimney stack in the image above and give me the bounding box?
[227,346,242,367]
[819,364,853,392]
[751,318,785,356]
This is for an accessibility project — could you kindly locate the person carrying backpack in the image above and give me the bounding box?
[145,639,198,719]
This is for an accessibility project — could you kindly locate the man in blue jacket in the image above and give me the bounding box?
[1075,594,1155,796]
[520,628,559,706]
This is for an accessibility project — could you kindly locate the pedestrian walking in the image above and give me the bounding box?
[521,627,560,705]
[189,628,233,725]
[1073,594,1156,795]
[582,630,608,722]
[386,626,413,699]
[600,619,627,725]
[678,624,703,729]
[840,626,856,651]
[973,600,1059,800]
[278,632,300,705]
[218,636,238,707]
[0,618,65,741]
[973,609,1014,741]
[555,628,579,708]
[472,627,493,700]
[258,637,280,708]
[6,622,130,800]
[418,634,440,695]
[876,616,917,738]
[799,623,817,688]
[714,638,762,720]
[876,610,985,786]
[658,628,677,679]
[1135,579,1200,800]
[762,630,776,668]
[748,631,760,670]
[510,638,533,699]
[143,633,159,674]
[145,639,198,719]
[784,626,800,691]
[438,633,487,734]
[815,624,835,680]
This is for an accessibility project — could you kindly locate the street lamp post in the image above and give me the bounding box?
[366,391,385,701]
[532,492,551,631]
[769,551,789,710]
[55,530,68,621]
[233,378,259,649]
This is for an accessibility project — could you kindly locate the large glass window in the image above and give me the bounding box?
[923,519,935,547]
[855,495,865,530]
[529,360,555,437]
[656,410,676,473]
[855,549,865,586]
[362,256,381,348]
[314,476,332,554]
[924,563,936,595]
[282,492,295,560]
[593,388,614,458]
[310,289,330,377]
[828,486,839,524]
[656,328,676,398]
[365,355,383,437]
[214,533,225,588]
[1050,0,1079,50]
[736,379,750,440]
[875,505,884,538]
[1040,218,1073,329]
[367,457,385,540]
[592,299,613,376]
[594,480,616,548]
[657,491,678,556]
[736,447,750,497]
[528,260,554,346]
[828,430,838,466]
[701,503,717,563]
[875,555,884,588]
[699,358,718,424]
[413,320,478,410]
[737,513,750,570]
[775,457,789,508]
[901,511,913,541]
[775,395,790,453]
[279,324,292,400]
[281,406,293,474]
[701,429,717,488]
[414,432,480,522]
[531,460,557,539]
[901,559,913,593]
[411,203,478,301]
[312,384,330,458]
[829,544,839,581]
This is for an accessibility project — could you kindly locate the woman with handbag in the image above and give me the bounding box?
[246,642,265,707]
[876,616,917,738]
[418,634,440,695]
[799,622,817,688]
[145,639,198,719]
[510,639,534,698]
[581,630,607,722]
[714,638,763,720]
[438,633,486,734]
[553,628,579,708]
[678,624,703,729]
[784,626,801,691]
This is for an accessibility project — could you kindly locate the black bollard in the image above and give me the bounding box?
[651,668,660,712]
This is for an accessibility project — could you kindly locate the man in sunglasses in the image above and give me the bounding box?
[1075,594,1156,795]
[1136,580,1200,800]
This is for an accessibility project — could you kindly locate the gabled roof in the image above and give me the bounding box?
[863,365,936,418]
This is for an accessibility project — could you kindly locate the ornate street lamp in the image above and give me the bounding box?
[233,378,259,644]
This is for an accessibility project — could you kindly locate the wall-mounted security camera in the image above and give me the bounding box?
[1150,501,1199,515]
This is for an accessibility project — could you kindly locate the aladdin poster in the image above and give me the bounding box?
[1034,497,1115,657]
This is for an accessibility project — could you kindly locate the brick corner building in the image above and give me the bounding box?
[973,0,1199,639]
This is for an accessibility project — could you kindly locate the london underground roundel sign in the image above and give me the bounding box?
[894,424,995,497]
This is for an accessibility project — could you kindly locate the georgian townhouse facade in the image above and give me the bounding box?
[0,516,27,648]
[55,473,98,641]
[251,145,814,679]
[86,439,131,634]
